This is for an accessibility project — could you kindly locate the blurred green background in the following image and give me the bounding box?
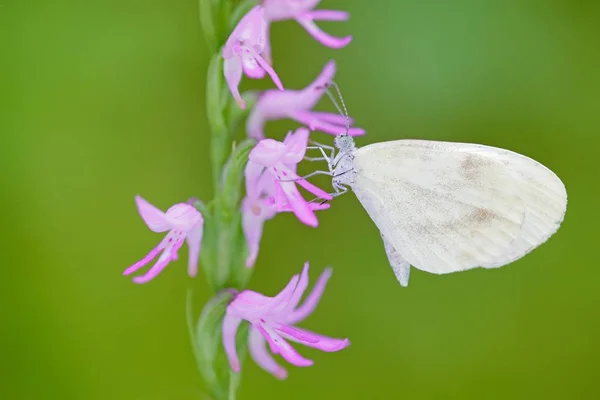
[3,0,600,399]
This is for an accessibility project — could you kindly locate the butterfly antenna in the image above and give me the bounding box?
[322,81,350,136]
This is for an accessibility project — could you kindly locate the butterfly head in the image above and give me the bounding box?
[334,134,355,154]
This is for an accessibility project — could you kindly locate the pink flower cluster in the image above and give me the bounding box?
[223,1,352,109]
[124,0,361,381]
[223,262,349,379]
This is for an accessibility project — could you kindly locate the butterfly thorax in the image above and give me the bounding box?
[331,135,357,188]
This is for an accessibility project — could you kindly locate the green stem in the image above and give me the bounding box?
[206,54,230,191]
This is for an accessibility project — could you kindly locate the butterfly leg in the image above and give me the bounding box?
[305,146,331,162]
[381,233,411,287]
[308,141,336,162]
[331,182,348,197]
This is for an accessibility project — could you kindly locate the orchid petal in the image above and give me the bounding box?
[224,56,245,109]
[131,250,172,284]
[274,164,333,201]
[248,327,288,379]
[241,49,267,79]
[246,104,266,140]
[249,139,288,166]
[266,274,300,314]
[277,202,330,212]
[288,267,332,324]
[284,262,310,312]
[309,59,336,90]
[123,242,164,275]
[278,180,318,227]
[252,50,284,91]
[242,197,275,268]
[223,315,243,372]
[185,222,203,277]
[229,290,275,320]
[244,161,267,199]
[262,23,273,65]
[135,196,171,232]
[281,128,310,164]
[164,204,202,232]
[307,10,349,21]
[293,110,365,136]
[260,324,314,367]
[280,329,350,352]
[296,16,352,48]
[271,322,319,344]
[309,111,354,126]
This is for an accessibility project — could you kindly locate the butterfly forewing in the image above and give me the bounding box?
[351,140,567,274]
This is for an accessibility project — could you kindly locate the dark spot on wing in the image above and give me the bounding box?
[460,154,492,182]
[471,207,497,225]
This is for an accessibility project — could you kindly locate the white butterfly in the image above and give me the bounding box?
[309,134,567,286]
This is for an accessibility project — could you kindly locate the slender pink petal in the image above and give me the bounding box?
[284,262,310,311]
[288,267,332,323]
[254,323,279,354]
[277,202,330,212]
[266,274,300,314]
[293,110,365,136]
[135,196,172,233]
[308,59,337,90]
[185,223,203,277]
[222,315,243,372]
[295,177,334,201]
[309,111,354,126]
[278,180,318,227]
[296,17,352,48]
[260,324,314,367]
[274,163,333,201]
[252,50,284,90]
[123,242,164,275]
[271,322,319,344]
[280,329,350,352]
[242,197,275,268]
[132,250,172,284]
[307,10,349,21]
[248,327,288,379]
[224,56,245,109]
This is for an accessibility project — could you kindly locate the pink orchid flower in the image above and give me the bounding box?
[246,60,365,139]
[123,196,203,284]
[223,5,283,109]
[262,0,352,62]
[223,262,349,379]
[248,128,333,228]
[243,158,329,268]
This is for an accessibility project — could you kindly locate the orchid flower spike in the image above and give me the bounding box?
[263,0,352,59]
[123,196,203,284]
[242,159,329,268]
[248,128,333,228]
[246,60,365,139]
[223,262,349,379]
[223,5,283,109]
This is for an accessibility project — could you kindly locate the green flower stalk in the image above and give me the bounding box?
[123,1,354,398]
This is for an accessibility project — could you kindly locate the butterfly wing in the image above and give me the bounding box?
[352,140,567,274]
